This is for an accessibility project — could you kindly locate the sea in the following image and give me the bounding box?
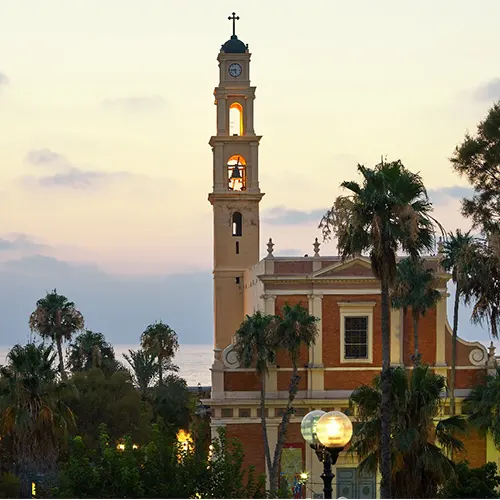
[0,344,214,388]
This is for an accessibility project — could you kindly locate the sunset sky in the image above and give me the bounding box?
[1,0,499,347]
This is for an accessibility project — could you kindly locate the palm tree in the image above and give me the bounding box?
[124,348,160,400]
[67,330,117,374]
[28,289,84,380]
[269,303,318,492]
[391,257,441,365]
[349,365,466,498]
[319,160,437,498]
[140,321,179,386]
[0,343,75,498]
[440,230,477,415]
[465,239,500,341]
[234,311,278,491]
[466,367,500,450]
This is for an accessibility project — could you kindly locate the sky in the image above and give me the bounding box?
[0,0,500,348]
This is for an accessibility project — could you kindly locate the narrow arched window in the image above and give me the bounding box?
[232,212,242,236]
[229,103,243,136]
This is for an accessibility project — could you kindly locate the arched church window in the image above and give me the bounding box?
[228,155,246,191]
[229,102,244,136]
[232,212,242,236]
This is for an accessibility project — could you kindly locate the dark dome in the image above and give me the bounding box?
[221,35,247,54]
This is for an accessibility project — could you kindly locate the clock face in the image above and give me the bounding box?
[228,63,242,78]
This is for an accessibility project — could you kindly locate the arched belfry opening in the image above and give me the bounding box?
[227,155,246,191]
[232,211,242,236]
[229,102,243,136]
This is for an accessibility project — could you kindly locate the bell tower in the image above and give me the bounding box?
[208,13,264,350]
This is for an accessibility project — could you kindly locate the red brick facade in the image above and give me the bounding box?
[209,256,492,491]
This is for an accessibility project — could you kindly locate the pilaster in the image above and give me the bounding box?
[249,141,259,192]
[211,347,225,399]
[262,293,276,315]
[308,293,324,394]
[435,293,448,367]
[213,143,224,191]
[390,308,403,366]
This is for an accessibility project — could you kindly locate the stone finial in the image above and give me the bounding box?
[437,236,444,255]
[267,237,274,257]
[489,341,496,358]
[313,237,320,257]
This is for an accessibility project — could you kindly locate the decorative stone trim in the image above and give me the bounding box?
[469,347,487,366]
[222,344,240,369]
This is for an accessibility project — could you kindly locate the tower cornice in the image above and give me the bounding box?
[208,192,264,205]
[209,135,262,147]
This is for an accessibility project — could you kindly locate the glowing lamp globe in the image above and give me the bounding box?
[316,411,353,448]
[300,410,325,446]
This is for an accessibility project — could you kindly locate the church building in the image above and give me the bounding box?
[204,14,498,498]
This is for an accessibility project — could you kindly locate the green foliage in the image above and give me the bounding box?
[140,321,179,385]
[123,348,158,399]
[0,343,75,498]
[60,368,153,449]
[67,330,119,375]
[28,289,84,380]
[466,368,500,448]
[462,240,500,339]
[391,257,441,363]
[451,101,500,233]
[153,374,191,431]
[320,159,440,499]
[0,472,20,498]
[276,303,318,365]
[440,461,500,498]
[319,160,437,281]
[56,425,266,499]
[349,365,466,498]
[235,311,277,376]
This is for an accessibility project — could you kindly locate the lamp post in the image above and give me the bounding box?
[301,410,353,499]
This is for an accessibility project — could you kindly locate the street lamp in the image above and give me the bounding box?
[301,410,353,499]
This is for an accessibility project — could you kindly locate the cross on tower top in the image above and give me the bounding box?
[228,12,240,36]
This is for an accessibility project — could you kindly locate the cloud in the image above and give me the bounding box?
[0,234,49,253]
[0,255,212,347]
[24,148,71,169]
[0,72,8,89]
[22,148,132,190]
[427,185,474,204]
[101,95,167,113]
[36,168,131,189]
[264,206,326,225]
[474,78,500,102]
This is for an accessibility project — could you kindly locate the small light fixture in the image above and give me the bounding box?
[316,411,353,448]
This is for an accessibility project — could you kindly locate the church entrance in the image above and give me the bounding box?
[336,467,376,499]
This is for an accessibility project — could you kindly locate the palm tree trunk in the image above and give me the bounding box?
[159,353,163,386]
[260,375,273,487]
[269,363,301,494]
[412,313,420,367]
[56,338,67,381]
[450,287,460,416]
[380,278,392,499]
